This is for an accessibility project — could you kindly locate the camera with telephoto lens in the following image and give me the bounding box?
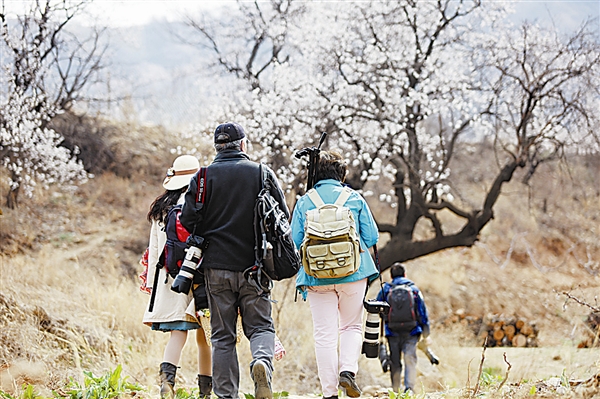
[171,235,206,294]
[361,300,390,358]
[379,343,390,372]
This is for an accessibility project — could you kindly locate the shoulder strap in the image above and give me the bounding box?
[255,163,269,262]
[306,188,325,208]
[259,163,270,190]
[334,187,352,206]
[195,167,207,204]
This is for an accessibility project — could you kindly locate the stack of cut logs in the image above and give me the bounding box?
[481,316,538,347]
[440,310,539,347]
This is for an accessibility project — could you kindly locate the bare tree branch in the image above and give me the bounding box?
[560,291,600,313]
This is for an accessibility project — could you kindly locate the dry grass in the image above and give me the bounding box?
[0,146,599,398]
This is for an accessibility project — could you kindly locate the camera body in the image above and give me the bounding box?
[186,234,205,249]
[171,235,207,294]
[363,300,390,314]
[361,300,390,358]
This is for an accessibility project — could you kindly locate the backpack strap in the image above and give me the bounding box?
[334,187,352,206]
[261,163,271,190]
[196,167,208,204]
[306,188,325,208]
[257,164,267,260]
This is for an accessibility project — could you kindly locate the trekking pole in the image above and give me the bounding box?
[148,262,163,312]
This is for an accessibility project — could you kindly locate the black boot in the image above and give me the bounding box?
[339,371,361,398]
[198,374,212,399]
[159,362,177,399]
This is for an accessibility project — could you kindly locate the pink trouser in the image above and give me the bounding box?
[307,279,367,397]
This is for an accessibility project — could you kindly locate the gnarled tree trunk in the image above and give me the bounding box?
[377,160,520,272]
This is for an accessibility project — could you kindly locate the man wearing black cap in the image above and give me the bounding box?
[180,122,288,399]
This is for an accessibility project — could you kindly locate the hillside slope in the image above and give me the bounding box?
[0,148,598,397]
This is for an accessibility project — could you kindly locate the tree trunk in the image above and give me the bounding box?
[6,186,19,209]
[376,160,520,272]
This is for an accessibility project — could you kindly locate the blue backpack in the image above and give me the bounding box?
[385,283,418,332]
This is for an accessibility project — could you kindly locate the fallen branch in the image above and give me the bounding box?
[466,357,473,391]
[473,337,488,397]
[496,352,512,392]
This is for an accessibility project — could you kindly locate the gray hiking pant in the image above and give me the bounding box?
[387,333,419,392]
[205,268,275,399]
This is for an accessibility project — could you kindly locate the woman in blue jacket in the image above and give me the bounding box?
[291,150,379,399]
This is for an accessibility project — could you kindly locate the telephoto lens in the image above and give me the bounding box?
[171,246,203,294]
[361,300,390,358]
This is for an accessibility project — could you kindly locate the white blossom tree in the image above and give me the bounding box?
[176,0,308,174]
[180,1,600,269]
[0,0,105,208]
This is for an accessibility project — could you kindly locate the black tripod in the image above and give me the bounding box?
[295,132,327,190]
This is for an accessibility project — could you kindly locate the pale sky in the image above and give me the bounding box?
[1,0,225,27]
[86,0,599,28]
[2,0,598,28]
[83,0,225,27]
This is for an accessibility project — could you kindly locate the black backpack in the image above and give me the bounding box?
[158,167,208,278]
[160,204,191,278]
[253,164,301,281]
[150,204,208,312]
[149,168,208,313]
[385,283,418,332]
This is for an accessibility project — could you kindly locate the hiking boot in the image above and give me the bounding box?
[159,362,177,399]
[339,371,361,398]
[251,360,272,399]
[197,374,212,399]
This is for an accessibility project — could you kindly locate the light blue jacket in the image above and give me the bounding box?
[291,179,380,299]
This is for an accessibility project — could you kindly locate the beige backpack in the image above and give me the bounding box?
[300,187,361,279]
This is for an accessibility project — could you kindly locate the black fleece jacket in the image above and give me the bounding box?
[180,149,289,272]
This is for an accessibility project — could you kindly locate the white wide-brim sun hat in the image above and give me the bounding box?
[162,155,200,190]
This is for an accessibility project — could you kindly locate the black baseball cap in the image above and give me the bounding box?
[214,122,246,144]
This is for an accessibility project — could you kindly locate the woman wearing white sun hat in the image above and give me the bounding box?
[141,154,212,399]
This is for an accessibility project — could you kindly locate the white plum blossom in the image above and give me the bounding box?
[175,0,599,262]
[1,73,88,200]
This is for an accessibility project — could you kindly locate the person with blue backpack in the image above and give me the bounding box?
[141,155,212,399]
[376,262,430,394]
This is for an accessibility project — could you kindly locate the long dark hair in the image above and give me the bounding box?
[147,186,187,224]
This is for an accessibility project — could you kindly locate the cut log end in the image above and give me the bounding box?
[512,334,527,347]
